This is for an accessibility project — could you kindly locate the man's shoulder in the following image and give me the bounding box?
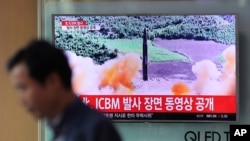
[62,98,121,141]
[73,98,105,119]
[65,98,109,127]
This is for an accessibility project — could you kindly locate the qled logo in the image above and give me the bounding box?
[230,125,250,141]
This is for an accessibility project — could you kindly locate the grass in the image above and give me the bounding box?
[100,39,188,62]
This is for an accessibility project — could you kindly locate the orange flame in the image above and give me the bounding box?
[99,53,141,93]
[171,82,190,95]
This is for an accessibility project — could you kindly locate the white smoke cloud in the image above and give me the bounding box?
[190,45,236,95]
[65,51,141,95]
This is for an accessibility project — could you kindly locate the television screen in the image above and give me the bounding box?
[52,14,238,121]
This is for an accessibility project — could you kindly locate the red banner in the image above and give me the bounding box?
[61,21,87,26]
[79,95,236,113]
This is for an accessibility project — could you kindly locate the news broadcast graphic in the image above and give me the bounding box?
[52,14,238,121]
[230,125,250,141]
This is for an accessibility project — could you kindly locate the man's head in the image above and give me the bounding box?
[6,39,72,119]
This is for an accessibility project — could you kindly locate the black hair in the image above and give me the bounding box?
[6,39,72,90]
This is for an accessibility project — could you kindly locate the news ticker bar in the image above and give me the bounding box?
[102,113,236,121]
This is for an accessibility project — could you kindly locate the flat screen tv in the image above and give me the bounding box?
[52,14,238,122]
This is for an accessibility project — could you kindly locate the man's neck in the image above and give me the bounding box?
[47,90,76,121]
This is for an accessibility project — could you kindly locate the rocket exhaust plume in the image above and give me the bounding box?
[65,51,100,95]
[172,82,190,95]
[65,51,141,95]
[191,59,221,94]
[171,45,236,96]
[190,45,236,95]
[99,53,142,94]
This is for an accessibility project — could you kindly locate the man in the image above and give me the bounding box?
[6,40,122,141]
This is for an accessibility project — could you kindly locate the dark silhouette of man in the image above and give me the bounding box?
[6,39,122,141]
